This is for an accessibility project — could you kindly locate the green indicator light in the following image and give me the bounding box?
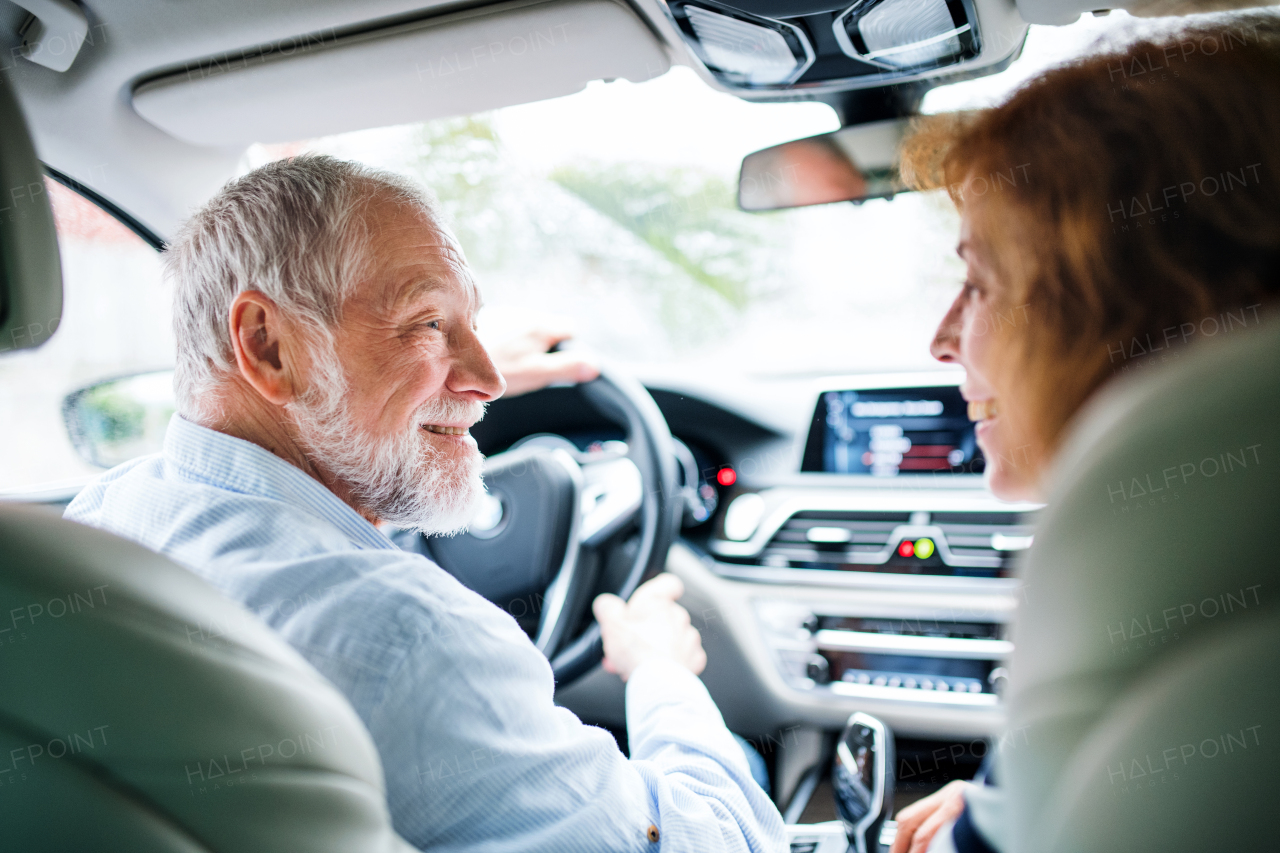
[915,538,936,559]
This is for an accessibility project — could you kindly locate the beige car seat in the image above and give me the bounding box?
[1005,316,1278,852]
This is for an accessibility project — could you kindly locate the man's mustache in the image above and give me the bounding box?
[413,395,487,430]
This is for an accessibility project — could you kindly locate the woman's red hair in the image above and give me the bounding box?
[903,16,1280,456]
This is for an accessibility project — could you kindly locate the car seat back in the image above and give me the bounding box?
[0,66,413,853]
[0,503,418,852]
[1005,317,1279,852]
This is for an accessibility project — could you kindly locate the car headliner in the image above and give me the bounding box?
[0,0,1267,239]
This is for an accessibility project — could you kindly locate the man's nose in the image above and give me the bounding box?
[930,293,964,364]
[449,329,507,401]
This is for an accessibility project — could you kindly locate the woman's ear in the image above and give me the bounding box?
[228,290,297,406]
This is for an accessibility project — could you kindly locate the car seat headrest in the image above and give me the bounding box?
[0,76,62,355]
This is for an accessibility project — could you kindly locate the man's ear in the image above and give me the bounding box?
[228,290,298,406]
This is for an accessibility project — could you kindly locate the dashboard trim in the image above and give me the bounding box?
[813,629,1013,660]
[712,488,1040,559]
[827,680,1000,708]
[711,561,1021,595]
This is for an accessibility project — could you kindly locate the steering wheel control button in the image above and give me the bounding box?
[576,456,643,546]
[467,493,506,539]
[647,824,660,843]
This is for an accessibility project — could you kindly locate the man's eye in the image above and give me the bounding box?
[422,320,442,331]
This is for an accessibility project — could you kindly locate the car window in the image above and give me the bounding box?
[0,11,1168,492]
[0,180,172,492]
[235,13,1165,386]
[244,69,965,383]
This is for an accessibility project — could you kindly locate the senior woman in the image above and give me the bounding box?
[889,17,1280,853]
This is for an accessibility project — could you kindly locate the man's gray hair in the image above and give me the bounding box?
[166,155,443,421]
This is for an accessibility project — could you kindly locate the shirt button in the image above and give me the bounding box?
[647,824,660,843]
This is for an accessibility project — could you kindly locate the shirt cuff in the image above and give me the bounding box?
[624,659,751,776]
[626,659,718,716]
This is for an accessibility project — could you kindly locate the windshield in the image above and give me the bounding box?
[0,11,1180,493]
[251,72,955,379]
[242,12,1173,380]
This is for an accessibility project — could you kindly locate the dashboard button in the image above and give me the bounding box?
[805,655,830,684]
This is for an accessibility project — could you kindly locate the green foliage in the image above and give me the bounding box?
[406,117,510,268]
[403,114,786,340]
[550,164,768,310]
[82,384,145,444]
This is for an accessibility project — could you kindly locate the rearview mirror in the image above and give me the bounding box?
[63,370,176,469]
[738,118,908,212]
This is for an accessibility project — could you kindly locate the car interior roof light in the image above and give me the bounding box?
[862,24,970,62]
[833,0,979,72]
[675,3,814,87]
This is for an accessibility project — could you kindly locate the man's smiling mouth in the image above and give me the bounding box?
[423,424,469,436]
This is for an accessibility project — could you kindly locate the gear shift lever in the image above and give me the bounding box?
[832,712,895,853]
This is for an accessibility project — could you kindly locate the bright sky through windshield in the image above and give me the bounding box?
[254,11,1185,381]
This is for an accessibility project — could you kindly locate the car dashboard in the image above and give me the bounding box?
[517,370,1036,807]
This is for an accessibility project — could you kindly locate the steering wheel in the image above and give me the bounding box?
[393,365,680,684]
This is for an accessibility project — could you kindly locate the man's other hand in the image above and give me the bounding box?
[488,324,599,398]
[593,574,707,682]
[890,780,969,853]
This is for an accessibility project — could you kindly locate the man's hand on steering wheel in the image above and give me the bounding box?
[487,322,600,398]
[593,574,707,682]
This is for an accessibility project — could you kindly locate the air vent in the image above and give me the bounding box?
[755,510,908,568]
[932,511,1034,562]
[715,508,1035,579]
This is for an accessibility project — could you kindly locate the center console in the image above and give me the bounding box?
[704,376,1036,735]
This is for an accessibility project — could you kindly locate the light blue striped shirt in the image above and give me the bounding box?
[65,414,785,853]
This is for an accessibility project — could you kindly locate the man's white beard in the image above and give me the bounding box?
[287,344,487,535]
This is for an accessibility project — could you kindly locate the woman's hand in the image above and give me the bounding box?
[890,780,969,853]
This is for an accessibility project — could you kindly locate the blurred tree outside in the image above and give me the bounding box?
[402,115,788,359]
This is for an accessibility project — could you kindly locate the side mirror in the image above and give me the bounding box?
[738,118,909,212]
[62,370,176,468]
[833,712,895,853]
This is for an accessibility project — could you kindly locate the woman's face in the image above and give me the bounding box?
[930,202,1042,502]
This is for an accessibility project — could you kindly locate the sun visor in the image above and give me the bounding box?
[131,0,671,147]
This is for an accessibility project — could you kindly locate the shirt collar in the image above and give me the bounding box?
[163,413,398,552]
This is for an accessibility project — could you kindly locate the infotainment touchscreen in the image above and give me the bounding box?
[801,385,984,475]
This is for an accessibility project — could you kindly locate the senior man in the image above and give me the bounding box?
[65,155,785,852]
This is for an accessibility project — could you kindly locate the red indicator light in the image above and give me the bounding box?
[897,539,915,558]
[716,467,737,487]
